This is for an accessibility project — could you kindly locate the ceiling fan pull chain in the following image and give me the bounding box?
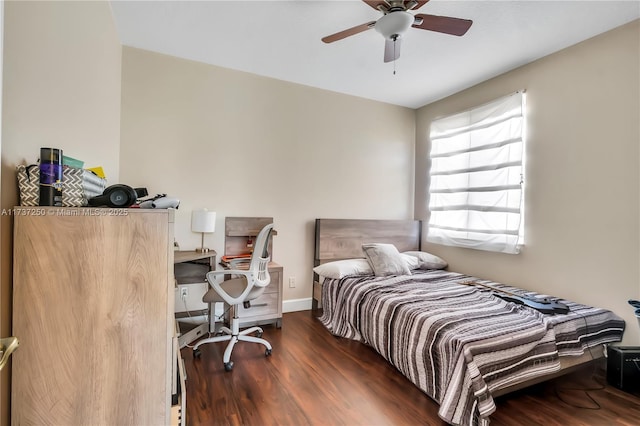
[393,37,397,75]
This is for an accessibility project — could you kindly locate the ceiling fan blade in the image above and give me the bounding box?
[384,37,402,63]
[413,13,473,36]
[322,21,376,43]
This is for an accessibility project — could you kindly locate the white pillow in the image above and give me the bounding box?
[402,251,448,270]
[313,259,372,280]
[362,243,411,277]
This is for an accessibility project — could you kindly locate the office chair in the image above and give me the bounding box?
[193,223,273,371]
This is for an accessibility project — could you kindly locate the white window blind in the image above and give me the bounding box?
[428,91,525,254]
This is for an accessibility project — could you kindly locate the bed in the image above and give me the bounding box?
[312,218,626,426]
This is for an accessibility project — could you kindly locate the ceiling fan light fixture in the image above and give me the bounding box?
[375,11,414,39]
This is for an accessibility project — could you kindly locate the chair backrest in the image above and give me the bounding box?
[248,223,273,288]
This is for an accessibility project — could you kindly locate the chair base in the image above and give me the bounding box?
[192,321,272,371]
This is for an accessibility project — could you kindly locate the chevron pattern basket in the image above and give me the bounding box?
[17,164,107,207]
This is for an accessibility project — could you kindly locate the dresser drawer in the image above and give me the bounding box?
[238,292,279,318]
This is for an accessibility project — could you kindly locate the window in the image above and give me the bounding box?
[427,91,526,254]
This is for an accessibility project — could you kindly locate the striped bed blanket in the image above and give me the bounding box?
[319,270,625,426]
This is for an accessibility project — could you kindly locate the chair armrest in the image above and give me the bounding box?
[206,270,254,306]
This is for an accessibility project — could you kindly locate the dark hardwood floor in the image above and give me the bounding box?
[182,310,640,426]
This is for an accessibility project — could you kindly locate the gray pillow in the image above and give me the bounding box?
[362,243,411,277]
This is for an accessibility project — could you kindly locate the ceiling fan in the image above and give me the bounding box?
[321,0,473,63]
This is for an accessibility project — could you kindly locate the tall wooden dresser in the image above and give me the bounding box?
[12,207,179,425]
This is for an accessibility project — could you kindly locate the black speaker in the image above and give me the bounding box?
[607,346,640,392]
[88,184,137,208]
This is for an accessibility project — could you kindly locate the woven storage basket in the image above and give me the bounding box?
[17,164,107,207]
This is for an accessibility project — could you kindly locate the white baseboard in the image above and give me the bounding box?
[283,297,313,313]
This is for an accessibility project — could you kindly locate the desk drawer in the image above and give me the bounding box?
[238,292,279,318]
[222,270,279,294]
[264,270,280,294]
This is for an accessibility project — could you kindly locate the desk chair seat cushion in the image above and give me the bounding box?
[203,276,264,304]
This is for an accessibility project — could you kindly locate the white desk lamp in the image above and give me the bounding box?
[191,209,216,253]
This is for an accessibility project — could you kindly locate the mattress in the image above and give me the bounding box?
[319,269,625,426]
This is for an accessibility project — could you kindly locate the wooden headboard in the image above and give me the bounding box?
[312,218,421,309]
[314,218,421,265]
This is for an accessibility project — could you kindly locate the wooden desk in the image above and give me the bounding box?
[173,250,217,425]
[221,217,283,329]
[221,261,283,329]
[174,250,216,348]
[174,250,217,266]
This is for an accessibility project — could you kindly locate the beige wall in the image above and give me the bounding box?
[119,47,416,306]
[416,20,640,345]
[0,1,122,423]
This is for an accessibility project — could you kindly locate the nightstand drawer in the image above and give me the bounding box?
[237,292,279,318]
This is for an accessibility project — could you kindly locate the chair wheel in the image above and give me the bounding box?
[193,348,201,359]
[224,361,234,371]
[265,348,272,357]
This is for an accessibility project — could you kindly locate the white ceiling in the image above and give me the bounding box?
[110,0,640,109]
